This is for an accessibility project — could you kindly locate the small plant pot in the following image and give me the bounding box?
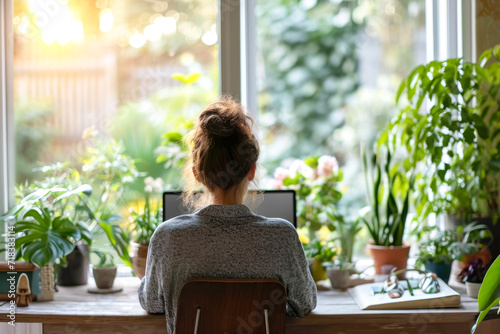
[367,242,411,278]
[93,266,117,289]
[309,258,328,282]
[425,260,452,283]
[327,269,350,290]
[465,281,482,298]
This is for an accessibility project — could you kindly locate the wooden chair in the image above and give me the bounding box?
[175,279,287,334]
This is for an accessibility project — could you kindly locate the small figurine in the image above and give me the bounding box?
[16,273,31,307]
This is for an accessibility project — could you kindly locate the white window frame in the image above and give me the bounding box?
[0,0,13,243]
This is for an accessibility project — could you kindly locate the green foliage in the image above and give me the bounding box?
[14,102,54,184]
[304,239,338,263]
[473,254,500,333]
[92,250,115,268]
[128,178,164,245]
[326,213,362,264]
[449,223,493,261]
[271,155,343,236]
[361,143,414,246]
[382,44,500,219]
[257,0,363,159]
[415,226,457,267]
[77,134,139,267]
[0,169,93,267]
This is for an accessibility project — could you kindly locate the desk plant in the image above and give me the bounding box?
[92,250,117,290]
[303,239,338,282]
[0,167,93,300]
[415,226,457,282]
[379,44,500,256]
[458,258,489,298]
[361,143,414,275]
[473,254,500,333]
[271,155,343,239]
[128,177,164,279]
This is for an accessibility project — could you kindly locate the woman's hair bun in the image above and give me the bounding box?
[200,112,237,139]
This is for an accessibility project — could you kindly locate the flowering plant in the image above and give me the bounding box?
[271,155,343,237]
[128,177,164,245]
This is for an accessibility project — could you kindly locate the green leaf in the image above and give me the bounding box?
[396,80,406,103]
[463,127,475,144]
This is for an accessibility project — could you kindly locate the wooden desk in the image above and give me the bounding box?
[0,277,497,334]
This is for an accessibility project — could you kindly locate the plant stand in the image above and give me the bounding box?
[38,263,55,301]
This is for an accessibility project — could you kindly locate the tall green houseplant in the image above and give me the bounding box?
[382,44,500,221]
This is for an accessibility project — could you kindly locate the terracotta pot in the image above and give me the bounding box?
[93,266,117,289]
[460,247,492,270]
[130,242,149,279]
[367,243,411,276]
[327,269,350,290]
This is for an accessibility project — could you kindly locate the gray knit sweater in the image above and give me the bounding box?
[138,204,317,334]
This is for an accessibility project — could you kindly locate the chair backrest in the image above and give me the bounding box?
[175,278,287,334]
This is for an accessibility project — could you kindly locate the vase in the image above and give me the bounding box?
[367,242,411,278]
[38,263,55,301]
[425,260,452,283]
[57,244,90,286]
[327,269,350,290]
[93,266,117,289]
[465,281,481,298]
[310,258,328,282]
[130,242,149,279]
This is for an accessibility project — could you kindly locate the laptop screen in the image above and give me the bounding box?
[162,190,297,227]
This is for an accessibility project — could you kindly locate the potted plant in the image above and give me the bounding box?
[458,258,489,298]
[472,254,500,333]
[91,251,117,290]
[449,222,493,269]
[0,188,88,300]
[415,226,457,282]
[271,155,343,240]
[380,44,500,258]
[324,257,355,290]
[361,143,414,276]
[129,177,164,279]
[304,239,338,282]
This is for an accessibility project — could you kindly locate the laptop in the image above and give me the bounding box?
[162,190,297,227]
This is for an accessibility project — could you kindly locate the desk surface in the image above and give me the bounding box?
[0,277,493,334]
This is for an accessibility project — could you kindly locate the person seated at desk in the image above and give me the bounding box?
[138,98,317,334]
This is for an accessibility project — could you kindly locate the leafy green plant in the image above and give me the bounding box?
[77,132,139,267]
[449,222,493,261]
[0,178,92,267]
[326,213,362,264]
[415,226,457,268]
[473,254,500,333]
[129,177,164,246]
[304,239,338,263]
[361,144,414,246]
[92,250,115,268]
[381,44,500,220]
[271,155,343,238]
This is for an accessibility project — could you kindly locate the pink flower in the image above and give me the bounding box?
[273,167,290,182]
[269,178,283,190]
[317,155,338,178]
[289,159,314,179]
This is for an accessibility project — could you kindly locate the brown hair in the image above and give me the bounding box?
[182,98,260,208]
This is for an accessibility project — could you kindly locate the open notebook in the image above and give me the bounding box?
[350,278,461,310]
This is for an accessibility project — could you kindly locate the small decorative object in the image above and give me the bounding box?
[90,251,118,291]
[15,273,31,307]
[376,268,441,300]
[458,259,489,298]
[0,262,40,302]
[38,263,55,301]
[129,177,164,279]
[419,273,440,294]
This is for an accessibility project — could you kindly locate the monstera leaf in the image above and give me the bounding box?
[14,207,80,267]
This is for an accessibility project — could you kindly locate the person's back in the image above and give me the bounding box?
[138,98,317,334]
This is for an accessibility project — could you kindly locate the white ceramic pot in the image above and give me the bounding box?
[465,281,481,298]
[327,269,350,290]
